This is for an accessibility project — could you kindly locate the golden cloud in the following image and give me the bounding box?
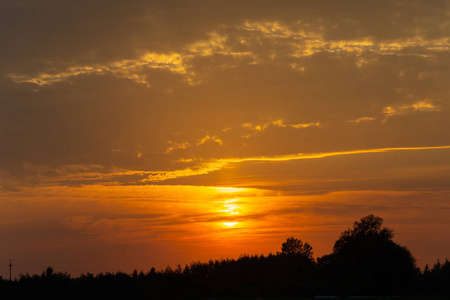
[9,20,450,88]
[348,117,377,124]
[242,119,320,133]
[383,99,441,118]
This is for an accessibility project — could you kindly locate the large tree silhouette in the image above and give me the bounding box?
[318,214,418,295]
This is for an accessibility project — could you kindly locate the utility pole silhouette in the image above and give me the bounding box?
[9,260,12,281]
[9,259,13,300]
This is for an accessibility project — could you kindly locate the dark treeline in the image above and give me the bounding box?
[1,215,449,299]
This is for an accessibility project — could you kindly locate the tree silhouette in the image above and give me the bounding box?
[2,214,445,299]
[318,214,418,295]
[333,214,393,254]
[280,237,313,260]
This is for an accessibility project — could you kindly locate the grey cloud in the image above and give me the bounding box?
[1,0,450,189]
[3,0,450,75]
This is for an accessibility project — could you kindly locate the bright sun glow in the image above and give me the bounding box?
[222,222,239,227]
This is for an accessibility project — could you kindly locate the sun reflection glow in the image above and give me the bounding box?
[219,198,241,228]
[213,187,249,194]
[220,199,240,215]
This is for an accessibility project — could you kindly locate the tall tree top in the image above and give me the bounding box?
[333,214,394,253]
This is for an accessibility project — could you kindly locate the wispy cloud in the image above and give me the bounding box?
[12,145,450,186]
[165,133,223,154]
[9,53,186,87]
[146,145,450,182]
[165,141,191,154]
[196,134,223,146]
[348,117,376,124]
[242,119,320,133]
[383,100,440,118]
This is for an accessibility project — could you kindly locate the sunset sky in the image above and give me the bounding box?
[1,0,450,277]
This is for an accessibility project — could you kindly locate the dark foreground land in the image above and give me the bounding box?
[186,298,445,300]
[1,215,449,300]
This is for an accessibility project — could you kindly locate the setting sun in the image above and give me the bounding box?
[222,222,239,227]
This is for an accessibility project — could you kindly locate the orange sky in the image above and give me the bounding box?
[1,0,450,277]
